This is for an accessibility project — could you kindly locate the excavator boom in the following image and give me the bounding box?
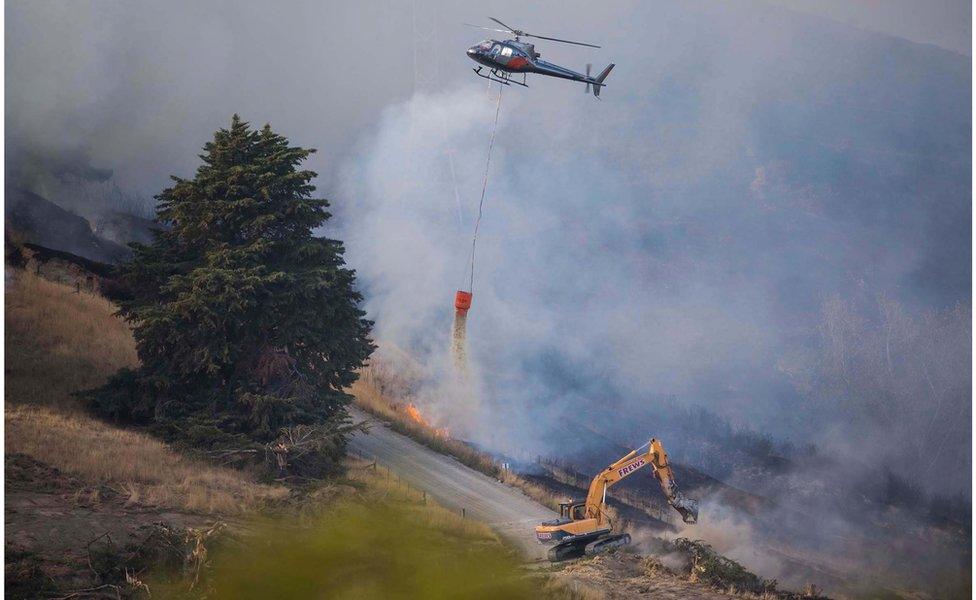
[584,438,699,526]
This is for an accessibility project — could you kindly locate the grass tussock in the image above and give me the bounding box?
[5,271,137,409]
[6,404,288,513]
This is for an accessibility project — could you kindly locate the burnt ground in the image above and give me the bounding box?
[4,454,219,597]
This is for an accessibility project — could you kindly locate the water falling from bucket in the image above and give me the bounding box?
[451,291,472,373]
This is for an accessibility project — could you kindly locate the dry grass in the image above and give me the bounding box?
[500,471,563,511]
[350,371,501,477]
[351,363,564,512]
[5,270,288,514]
[6,403,288,514]
[542,577,608,600]
[5,270,137,409]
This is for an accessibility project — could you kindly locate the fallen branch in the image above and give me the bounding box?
[84,532,115,579]
[50,583,122,600]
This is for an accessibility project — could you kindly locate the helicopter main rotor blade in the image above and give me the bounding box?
[524,33,600,48]
[483,17,602,48]
[463,23,510,33]
[489,17,518,33]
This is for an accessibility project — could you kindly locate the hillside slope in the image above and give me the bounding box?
[4,270,287,595]
[6,188,132,263]
[348,388,832,599]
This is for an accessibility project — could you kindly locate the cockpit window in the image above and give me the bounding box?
[478,40,493,50]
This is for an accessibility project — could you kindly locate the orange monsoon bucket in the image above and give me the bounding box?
[454,290,473,313]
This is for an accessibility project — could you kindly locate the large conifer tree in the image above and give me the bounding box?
[92,116,373,474]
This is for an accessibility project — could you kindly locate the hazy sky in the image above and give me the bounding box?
[768,0,971,55]
[6,0,971,200]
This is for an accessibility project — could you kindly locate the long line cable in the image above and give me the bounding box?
[467,83,504,293]
[447,150,463,227]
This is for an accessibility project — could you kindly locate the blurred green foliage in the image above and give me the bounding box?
[204,503,536,599]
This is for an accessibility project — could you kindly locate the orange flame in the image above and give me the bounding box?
[404,403,449,438]
[405,403,428,426]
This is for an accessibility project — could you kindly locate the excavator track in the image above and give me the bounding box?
[547,533,633,562]
[547,539,588,562]
[584,533,631,555]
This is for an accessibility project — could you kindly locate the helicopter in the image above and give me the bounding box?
[465,18,614,97]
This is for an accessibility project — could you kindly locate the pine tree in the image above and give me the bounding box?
[90,116,373,476]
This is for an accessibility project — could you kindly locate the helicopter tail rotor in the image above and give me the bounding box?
[585,63,592,94]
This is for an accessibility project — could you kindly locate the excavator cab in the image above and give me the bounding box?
[535,507,608,548]
[536,499,608,547]
[558,501,587,521]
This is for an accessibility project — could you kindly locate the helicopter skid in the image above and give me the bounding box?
[473,67,528,88]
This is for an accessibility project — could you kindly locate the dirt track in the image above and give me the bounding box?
[347,407,558,560]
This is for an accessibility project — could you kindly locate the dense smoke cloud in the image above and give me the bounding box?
[5,0,419,198]
[768,0,971,56]
[7,0,970,496]
[334,2,971,501]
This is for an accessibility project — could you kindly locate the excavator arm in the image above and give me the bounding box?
[583,439,699,525]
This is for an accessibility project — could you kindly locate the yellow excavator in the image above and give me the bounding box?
[535,438,699,561]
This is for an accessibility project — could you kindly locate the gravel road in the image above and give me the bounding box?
[347,406,558,560]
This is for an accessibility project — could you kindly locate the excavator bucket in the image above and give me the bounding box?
[670,494,699,524]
